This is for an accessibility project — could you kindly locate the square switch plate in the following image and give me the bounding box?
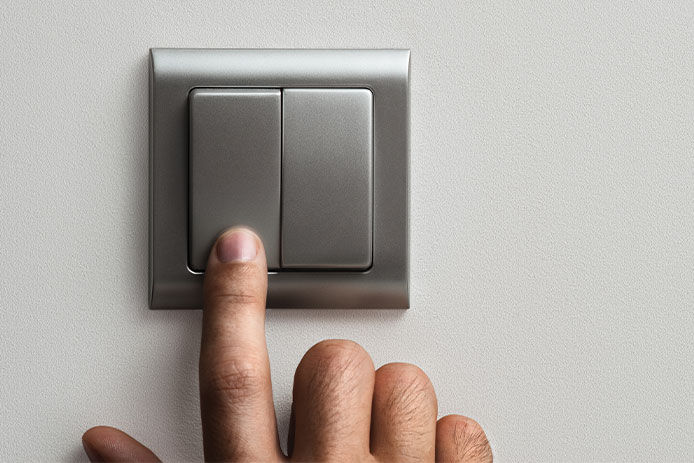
[149,48,410,309]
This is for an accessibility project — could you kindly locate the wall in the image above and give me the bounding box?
[1,1,692,461]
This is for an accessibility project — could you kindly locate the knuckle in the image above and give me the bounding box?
[437,415,492,462]
[202,358,267,403]
[377,363,437,415]
[372,363,438,450]
[379,362,433,388]
[300,339,372,379]
[294,340,373,416]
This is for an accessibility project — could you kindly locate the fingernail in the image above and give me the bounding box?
[217,229,258,263]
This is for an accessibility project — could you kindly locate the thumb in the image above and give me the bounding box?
[82,426,160,462]
[199,227,281,461]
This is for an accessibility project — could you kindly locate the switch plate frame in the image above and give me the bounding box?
[149,48,410,309]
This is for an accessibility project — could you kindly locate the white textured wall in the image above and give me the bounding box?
[1,2,692,461]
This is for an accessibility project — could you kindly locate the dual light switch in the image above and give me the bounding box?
[150,49,409,309]
[189,88,373,272]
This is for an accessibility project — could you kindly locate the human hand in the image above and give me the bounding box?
[82,228,492,462]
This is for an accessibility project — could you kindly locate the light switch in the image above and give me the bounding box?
[150,49,409,309]
[189,88,281,271]
[281,88,373,269]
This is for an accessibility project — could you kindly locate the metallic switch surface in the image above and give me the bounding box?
[281,88,373,269]
[189,88,281,271]
[150,49,409,309]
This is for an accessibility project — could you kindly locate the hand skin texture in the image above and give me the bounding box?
[82,228,492,462]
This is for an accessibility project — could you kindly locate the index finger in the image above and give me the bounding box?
[199,228,283,462]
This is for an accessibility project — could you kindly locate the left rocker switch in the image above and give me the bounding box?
[188,88,282,271]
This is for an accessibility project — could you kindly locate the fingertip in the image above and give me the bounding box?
[81,427,103,462]
[81,426,160,462]
[82,426,116,460]
[435,415,492,462]
[210,227,266,266]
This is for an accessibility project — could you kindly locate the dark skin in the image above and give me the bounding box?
[82,228,492,462]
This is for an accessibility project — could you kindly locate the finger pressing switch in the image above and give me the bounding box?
[188,88,281,271]
[281,88,373,269]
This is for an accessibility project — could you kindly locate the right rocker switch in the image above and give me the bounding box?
[281,88,374,270]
